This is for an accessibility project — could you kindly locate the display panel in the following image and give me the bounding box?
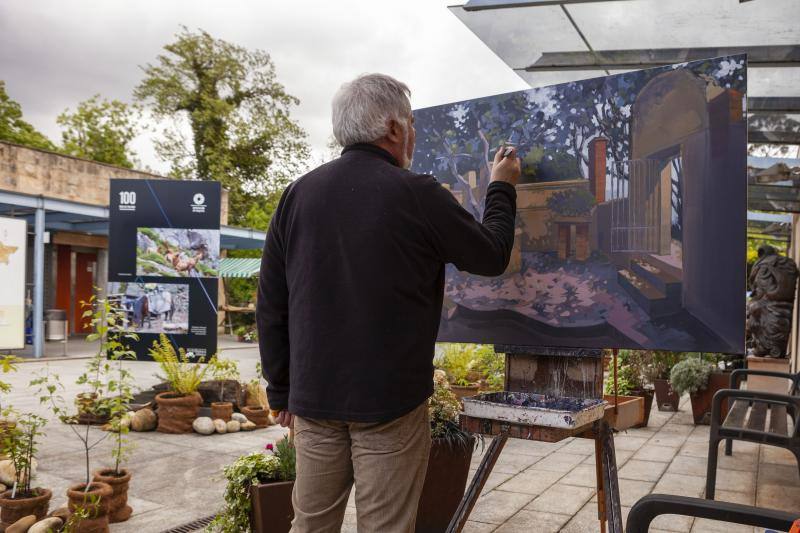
[0,217,26,350]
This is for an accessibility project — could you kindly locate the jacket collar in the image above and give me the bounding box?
[341,143,400,167]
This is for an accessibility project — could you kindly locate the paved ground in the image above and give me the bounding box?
[3,340,798,532]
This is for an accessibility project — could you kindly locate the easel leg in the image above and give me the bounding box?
[595,433,607,533]
[599,421,623,533]
[446,432,509,533]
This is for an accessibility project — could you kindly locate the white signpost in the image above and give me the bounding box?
[0,217,26,349]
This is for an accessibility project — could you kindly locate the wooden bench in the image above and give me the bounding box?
[705,368,800,500]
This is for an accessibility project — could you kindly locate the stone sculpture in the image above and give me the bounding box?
[746,245,799,357]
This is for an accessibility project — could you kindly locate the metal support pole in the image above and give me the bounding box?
[33,205,45,358]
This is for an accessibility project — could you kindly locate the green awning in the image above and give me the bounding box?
[219,257,261,278]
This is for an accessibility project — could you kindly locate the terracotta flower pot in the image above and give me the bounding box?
[250,480,294,533]
[92,469,132,523]
[416,436,475,532]
[653,378,680,412]
[0,487,51,527]
[689,372,730,425]
[67,482,113,533]
[450,384,480,402]
[155,392,202,433]
[241,406,271,428]
[211,402,234,422]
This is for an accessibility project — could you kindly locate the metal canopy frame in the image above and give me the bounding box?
[520,45,800,71]
[463,0,625,9]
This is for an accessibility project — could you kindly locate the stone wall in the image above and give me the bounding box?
[0,141,229,224]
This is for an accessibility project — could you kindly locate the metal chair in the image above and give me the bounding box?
[705,368,800,500]
[626,494,797,533]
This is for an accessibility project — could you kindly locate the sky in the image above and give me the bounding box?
[0,0,529,174]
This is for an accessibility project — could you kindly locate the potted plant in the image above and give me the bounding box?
[210,436,296,533]
[605,350,654,428]
[242,363,271,428]
[0,355,22,451]
[669,356,729,425]
[93,301,137,523]
[149,333,210,433]
[647,351,683,412]
[32,296,128,532]
[416,372,477,533]
[436,344,481,400]
[208,356,240,422]
[0,413,51,528]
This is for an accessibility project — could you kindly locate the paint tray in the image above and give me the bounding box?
[462,392,606,430]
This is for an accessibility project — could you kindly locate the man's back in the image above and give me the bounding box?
[257,143,517,423]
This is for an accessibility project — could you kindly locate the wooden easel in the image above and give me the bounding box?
[446,347,623,533]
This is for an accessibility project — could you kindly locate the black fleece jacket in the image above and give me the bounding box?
[257,143,517,422]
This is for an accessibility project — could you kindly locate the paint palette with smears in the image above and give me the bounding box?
[462,391,606,429]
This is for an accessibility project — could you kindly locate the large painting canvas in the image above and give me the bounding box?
[411,56,747,354]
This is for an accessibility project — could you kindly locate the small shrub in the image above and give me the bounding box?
[149,334,210,395]
[669,358,714,397]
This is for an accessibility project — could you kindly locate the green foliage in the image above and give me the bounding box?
[209,356,240,381]
[208,451,283,532]
[2,412,46,496]
[546,188,596,216]
[436,344,478,385]
[57,95,140,168]
[473,345,504,391]
[134,27,309,225]
[273,436,296,482]
[32,295,138,487]
[149,334,210,394]
[0,354,21,411]
[642,351,685,382]
[0,81,56,151]
[669,357,714,397]
[429,375,461,439]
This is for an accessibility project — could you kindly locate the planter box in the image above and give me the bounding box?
[463,392,605,430]
[416,436,475,533]
[603,394,644,431]
[746,356,792,393]
[689,372,730,425]
[653,378,680,412]
[250,480,294,533]
[631,388,655,428]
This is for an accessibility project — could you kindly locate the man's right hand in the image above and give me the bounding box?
[490,145,521,186]
[274,410,293,428]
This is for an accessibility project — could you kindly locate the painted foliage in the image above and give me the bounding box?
[411,56,747,353]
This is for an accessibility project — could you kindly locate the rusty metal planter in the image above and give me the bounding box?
[415,436,475,533]
[250,480,294,533]
[462,392,606,429]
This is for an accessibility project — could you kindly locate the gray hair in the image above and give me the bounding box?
[332,73,412,147]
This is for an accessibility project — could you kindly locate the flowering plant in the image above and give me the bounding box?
[429,373,476,449]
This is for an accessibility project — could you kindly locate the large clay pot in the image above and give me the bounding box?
[92,469,132,523]
[689,372,731,425]
[241,406,271,428]
[0,487,51,527]
[67,482,113,533]
[415,436,475,532]
[211,402,233,422]
[250,481,294,533]
[653,378,680,412]
[154,392,202,433]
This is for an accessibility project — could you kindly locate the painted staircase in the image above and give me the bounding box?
[617,255,682,318]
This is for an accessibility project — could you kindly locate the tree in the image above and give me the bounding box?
[0,81,55,151]
[134,27,309,225]
[57,95,140,168]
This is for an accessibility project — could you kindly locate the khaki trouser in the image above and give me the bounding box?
[290,402,431,533]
